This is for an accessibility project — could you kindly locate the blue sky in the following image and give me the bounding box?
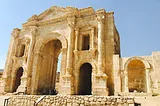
[0,0,160,69]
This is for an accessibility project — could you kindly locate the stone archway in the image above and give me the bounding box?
[13,67,24,92]
[37,39,62,95]
[127,60,146,92]
[31,32,67,95]
[78,63,92,95]
[123,57,151,93]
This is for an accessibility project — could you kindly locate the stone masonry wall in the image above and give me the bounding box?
[8,95,135,106]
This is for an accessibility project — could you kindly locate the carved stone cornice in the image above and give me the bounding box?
[106,12,114,19]
[12,28,20,39]
[22,7,108,28]
[23,20,39,27]
[28,15,38,22]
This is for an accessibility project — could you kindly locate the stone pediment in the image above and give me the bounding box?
[23,6,95,27]
[37,6,77,21]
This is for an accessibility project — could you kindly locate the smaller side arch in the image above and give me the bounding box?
[74,59,97,95]
[122,56,151,93]
[11,67,24,92]
[75,59,97,73]
[124,56,150,70]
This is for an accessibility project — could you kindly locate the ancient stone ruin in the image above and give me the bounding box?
[0,6,160,97]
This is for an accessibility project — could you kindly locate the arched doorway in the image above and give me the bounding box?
[13,67,24,92]
[78,63,92,95]
[127,59,146,92]
[37,39,62,95]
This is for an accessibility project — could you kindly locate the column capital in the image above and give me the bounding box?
[75,27,79,31]
[91,27,95,32]
[12,28,20,39]
[96,9,106,24]
[67,17,76,28]
[30,26,38,36]
[75,28,79,36]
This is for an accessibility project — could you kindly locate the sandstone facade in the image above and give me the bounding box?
[0,6,160,96]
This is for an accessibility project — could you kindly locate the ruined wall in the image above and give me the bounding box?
[113,52,160,95]
[8,95,135,106]
[152,51,160,94]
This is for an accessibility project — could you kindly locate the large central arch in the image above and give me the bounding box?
[37,39,62,94]
[31,32,67,94]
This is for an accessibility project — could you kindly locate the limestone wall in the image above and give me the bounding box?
[8,95,135,106]
[152,51,160,93]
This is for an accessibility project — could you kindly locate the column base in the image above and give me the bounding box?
[16,76,27,94]
[92,74,109,96]
[59,75,74,95]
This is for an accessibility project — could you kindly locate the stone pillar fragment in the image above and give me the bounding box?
[124,70,129,93]
[74,28,79,51]
[97,11,106,75]
[66,17,75,76]
[91,27,95,49]
[146,68,151,93]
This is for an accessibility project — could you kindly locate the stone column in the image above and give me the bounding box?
[91,27,95,49]
[60,17,75,95]
[31,51,42,94]
[96,12,106,75]
[92,10,109,96]
[74,28,79,51]
[10,71,17,92]
[2,28,20,92]
[26,26,37,94]
[146,68,151,93]
[124,70,129,92]
[66,17,75,76]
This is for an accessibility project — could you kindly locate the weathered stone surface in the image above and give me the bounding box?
[0,6,160,97]
[7,95,135,106]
